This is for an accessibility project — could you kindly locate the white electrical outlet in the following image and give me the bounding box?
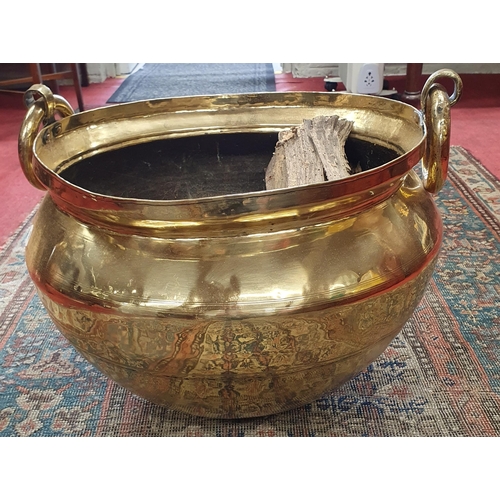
[338,63,384,95]
[356,64,383,94]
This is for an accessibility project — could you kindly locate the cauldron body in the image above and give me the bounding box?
[19,72,461,418]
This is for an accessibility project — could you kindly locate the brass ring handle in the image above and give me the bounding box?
[18,84,74,190]
[420,69,463,194]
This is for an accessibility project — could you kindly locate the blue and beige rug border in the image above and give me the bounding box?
[0,146,499,437]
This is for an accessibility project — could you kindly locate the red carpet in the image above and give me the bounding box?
[0,78,123,246]
[1,71,499,247]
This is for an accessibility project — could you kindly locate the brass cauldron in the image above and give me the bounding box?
[18,70,462,418]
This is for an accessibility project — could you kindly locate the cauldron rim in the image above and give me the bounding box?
[30,92,427,233]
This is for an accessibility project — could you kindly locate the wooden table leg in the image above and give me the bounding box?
[47,63,60,94]
[29,63,42,84]
[78,63,89,87]
[70,63,85,112]
[403,63,423,102]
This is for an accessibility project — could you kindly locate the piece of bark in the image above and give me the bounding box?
[265,115,354,189]
[306,115,353,181]
[265,130,292,190]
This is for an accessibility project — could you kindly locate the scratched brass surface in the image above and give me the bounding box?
[25,168,442,418]
[20,72,462,418]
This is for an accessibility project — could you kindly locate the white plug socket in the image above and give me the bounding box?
[355,64,384,94]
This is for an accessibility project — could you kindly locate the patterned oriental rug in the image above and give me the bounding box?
[107,63,276,103]
[0,146,499,437]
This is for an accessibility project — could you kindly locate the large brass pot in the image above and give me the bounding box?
[18,70,462,418]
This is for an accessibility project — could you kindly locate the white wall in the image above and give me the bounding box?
[85,64,137,83]
[282,63,500,78]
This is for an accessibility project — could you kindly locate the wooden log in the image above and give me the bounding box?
[265,115,354,190]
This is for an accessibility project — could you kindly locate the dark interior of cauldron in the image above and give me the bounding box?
[60,132,400,200]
